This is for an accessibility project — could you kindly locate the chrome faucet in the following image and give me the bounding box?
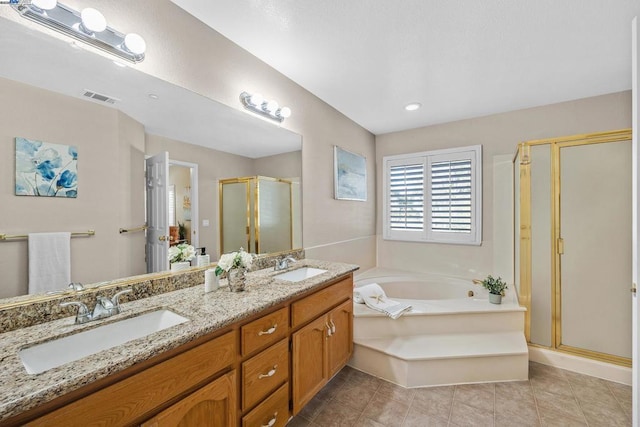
[274,256,297,271]
[60,288,133,324]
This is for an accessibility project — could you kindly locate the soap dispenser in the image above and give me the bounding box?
[195,247,210,267]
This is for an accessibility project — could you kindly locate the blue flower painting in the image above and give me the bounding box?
[15,137,78,198]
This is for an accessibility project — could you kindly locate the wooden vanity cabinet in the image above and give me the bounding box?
[327,299,354,378]
[141,370,237,427]
[12,272,354,427]
[291,277,353,414]
[26,331,236,427]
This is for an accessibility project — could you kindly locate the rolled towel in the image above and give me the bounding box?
[353,283,412,319]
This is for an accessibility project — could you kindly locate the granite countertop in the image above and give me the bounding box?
[0,259,358,422]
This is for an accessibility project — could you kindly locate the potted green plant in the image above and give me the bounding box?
[178,221,187,241]
[480,275,508,304]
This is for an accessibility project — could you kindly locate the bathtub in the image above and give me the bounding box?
[353,267,519,317]
[349,268,528,387]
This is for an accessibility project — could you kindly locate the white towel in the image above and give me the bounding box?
[28,232,71,294]
[353,283,412,319]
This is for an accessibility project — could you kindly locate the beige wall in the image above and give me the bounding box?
[0,78,146,298]
[376,91,632,279]
[0,0,377,273]
[254,151,302,180]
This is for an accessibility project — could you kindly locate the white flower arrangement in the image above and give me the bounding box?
[168,243,196,263]
[215,247,253,276]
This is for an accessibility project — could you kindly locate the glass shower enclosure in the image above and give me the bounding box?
[219,176,299,254]
[513,129,632,366]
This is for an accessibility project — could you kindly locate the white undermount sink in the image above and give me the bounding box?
[19,309,189,374]
[274,267,328,283]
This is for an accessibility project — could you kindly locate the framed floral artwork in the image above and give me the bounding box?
[334,145,367,201]
[15,137,78,198]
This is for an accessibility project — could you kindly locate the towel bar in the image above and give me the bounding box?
[0,230,95,241]
[119,225,148,234]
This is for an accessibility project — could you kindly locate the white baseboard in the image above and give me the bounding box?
[528,346,631,385]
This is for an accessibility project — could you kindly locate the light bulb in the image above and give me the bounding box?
[124,33,146,55]
[80,8,107,33]
[278,107,292,118]
[249,93,263,107]
[404,102,422,111]
[265,100,279,113]
[32,0,57,10]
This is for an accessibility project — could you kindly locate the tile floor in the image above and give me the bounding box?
[287,362,632,426]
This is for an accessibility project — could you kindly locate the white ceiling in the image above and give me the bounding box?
[171,0,640,135]
[0,17,301,159]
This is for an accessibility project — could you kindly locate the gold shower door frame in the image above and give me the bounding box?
[516,129,632,367]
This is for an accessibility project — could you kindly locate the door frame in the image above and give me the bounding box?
[169,159,199,250]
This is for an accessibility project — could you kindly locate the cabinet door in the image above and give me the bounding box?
[327,299,353,378]
[141,370,237,427]
[291,315,328,415]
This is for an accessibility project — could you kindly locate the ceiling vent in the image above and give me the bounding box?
[82,90,119,104]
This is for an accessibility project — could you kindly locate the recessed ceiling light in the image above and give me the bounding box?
[148,93,159,100]
[405,102,422,111]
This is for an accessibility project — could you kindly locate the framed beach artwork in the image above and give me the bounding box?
[334,145,367,201]
[15,137,78,198]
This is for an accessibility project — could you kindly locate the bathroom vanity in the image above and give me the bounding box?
[0,259,357,426]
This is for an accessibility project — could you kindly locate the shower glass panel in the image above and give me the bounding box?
[530,145,552,347]
[558,140,632,359]
[258,178,292,254]
[221,181,250,252]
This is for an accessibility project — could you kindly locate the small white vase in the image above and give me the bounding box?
[489,293,502,304]
[170,261,191,272]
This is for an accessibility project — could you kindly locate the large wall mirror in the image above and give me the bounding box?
[0,17,302,300]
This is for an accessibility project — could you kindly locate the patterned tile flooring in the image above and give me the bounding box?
[287,362,632,426]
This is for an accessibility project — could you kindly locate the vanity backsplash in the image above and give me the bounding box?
[0,249,304,333]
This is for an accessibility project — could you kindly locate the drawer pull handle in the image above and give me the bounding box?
[329,319,336,334]
[262,412,278,427]
[258,364,278,379]
[258,324,277,336]
[326,323,332,337]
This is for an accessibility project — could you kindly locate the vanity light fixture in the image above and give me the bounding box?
[240,91,291,123]
[11,1,146,63]
[405,102,422,111]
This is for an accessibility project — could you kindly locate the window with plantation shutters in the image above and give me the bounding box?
[389,163,424,231]
[383,145,482,245]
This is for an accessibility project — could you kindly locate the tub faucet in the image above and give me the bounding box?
[274,256,296,271]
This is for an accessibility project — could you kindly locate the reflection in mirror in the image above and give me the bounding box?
[0,17,302,300]
[220,176,302,254]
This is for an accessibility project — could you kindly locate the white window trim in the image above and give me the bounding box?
[382,145,482,246]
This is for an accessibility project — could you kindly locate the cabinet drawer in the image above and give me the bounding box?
[242,307,289,356]
[291,276,352,328]
[242,382,289,427]
[242,339,289,410]
[30,331,236,427]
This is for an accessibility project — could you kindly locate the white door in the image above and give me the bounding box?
[631,16,639,426]
[146,152,169,273]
